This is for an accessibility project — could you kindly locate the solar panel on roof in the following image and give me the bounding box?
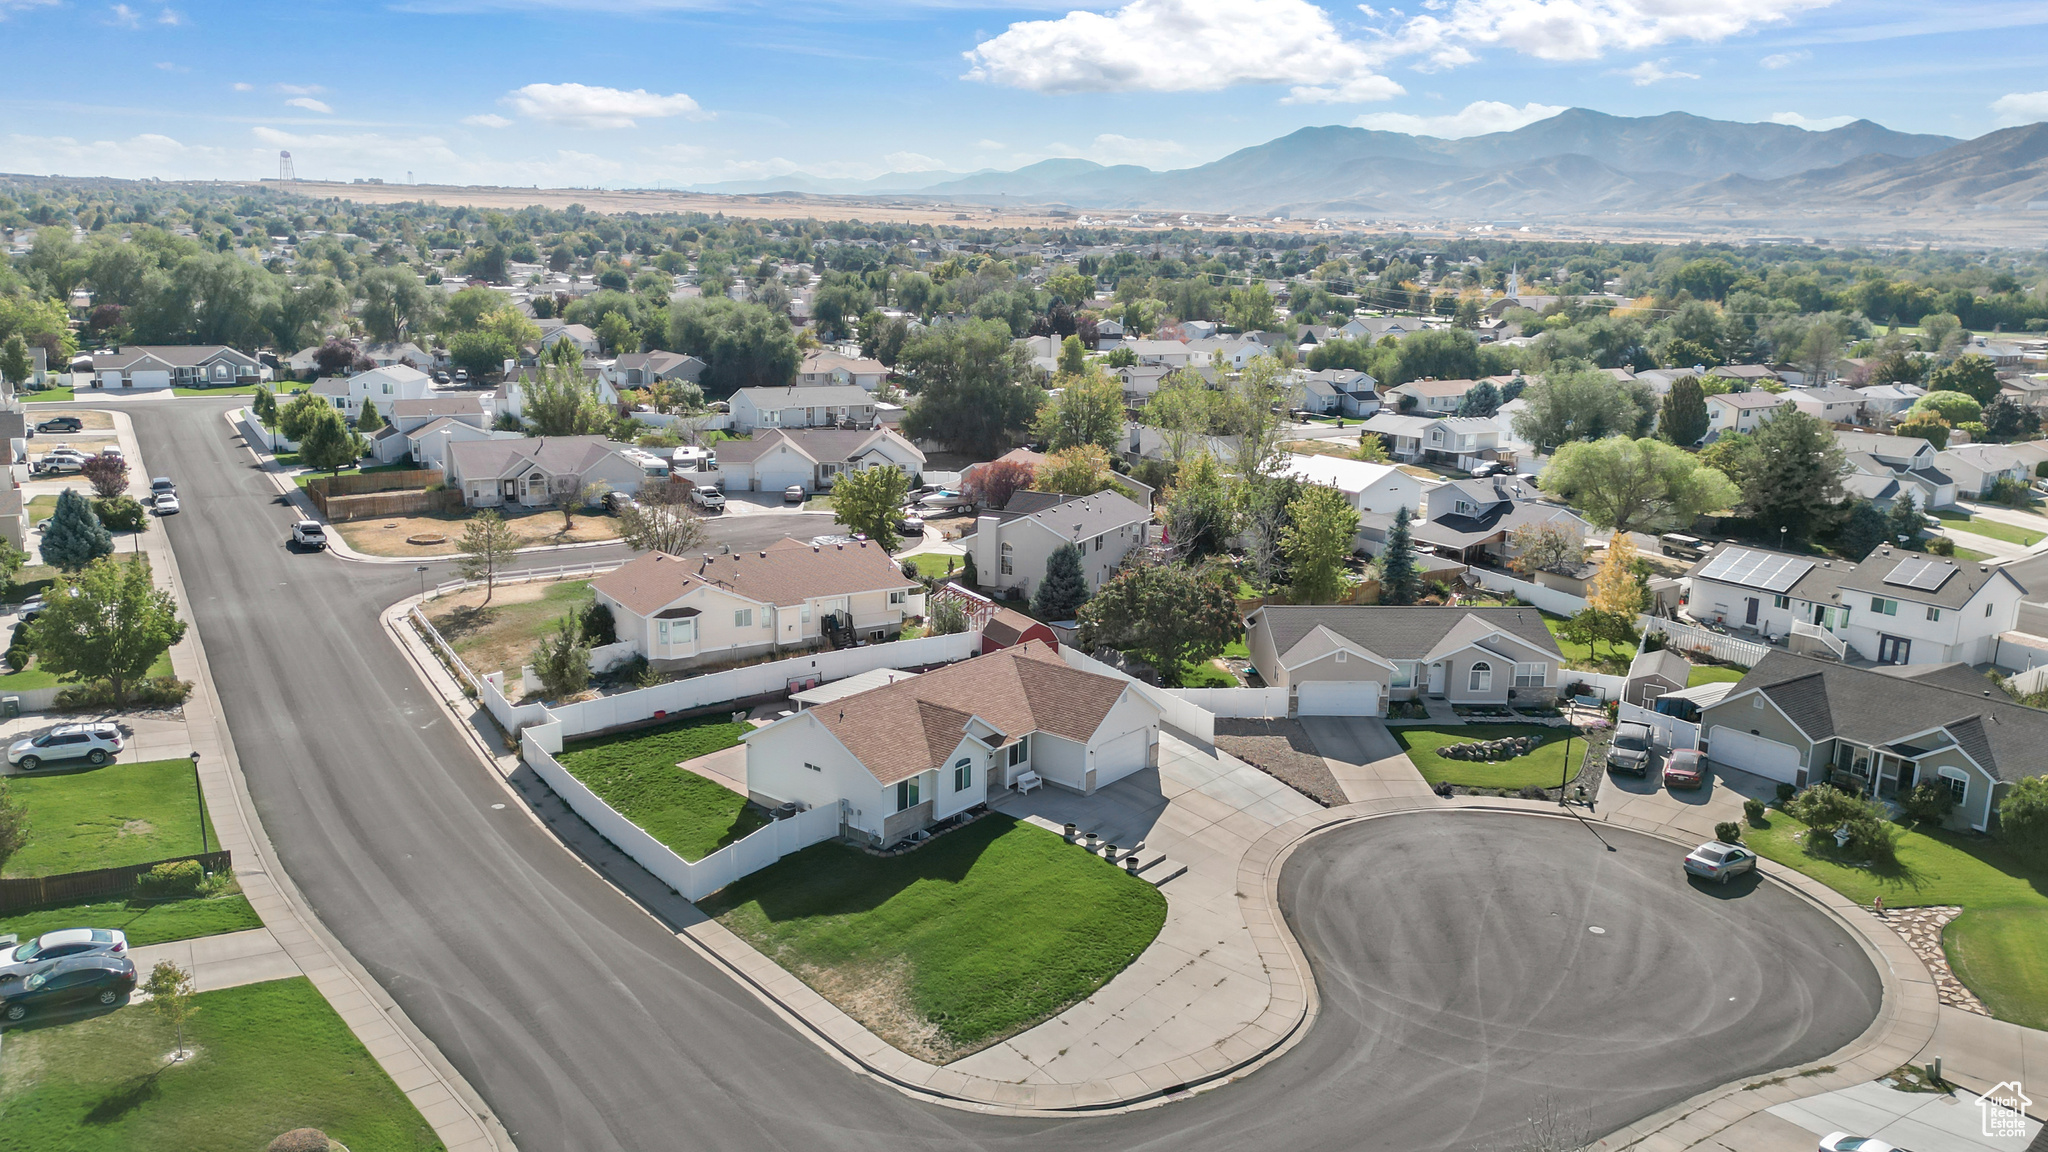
[1694,548,1814,593]
[1884,558,1956,592]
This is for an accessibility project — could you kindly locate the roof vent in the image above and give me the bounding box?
[760,551,768,558]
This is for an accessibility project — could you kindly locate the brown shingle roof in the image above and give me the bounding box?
[591,537,917,615]
[805,642,1132,784]
[983,606,1047,648]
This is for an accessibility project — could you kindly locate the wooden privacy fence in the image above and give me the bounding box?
[0,850,233,913]
[320,488,465,522]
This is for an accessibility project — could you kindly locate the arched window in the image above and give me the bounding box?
[1468,661,1492,692]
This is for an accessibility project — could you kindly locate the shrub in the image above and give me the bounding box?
[531,614,591,699]
[1899,780,1956,824]
[1714,821,1743,843]
[579,600,617,647]
[267,1130,335,1152]
[900,559,919,580]
[1518,785,1548,800]
[1788,784,1898,867]
[1641,630,1667,652]
[1776,782,1796,806]
[56,675,192,711]
[1925,534,1956,557]
[1743,798,1766,824]
[2036,461,2048,479]
[1998,776,2048,866]
[91,495,148,532]
[136,859,205,898]
[1987,475,2033,507]
[4,621,28,672]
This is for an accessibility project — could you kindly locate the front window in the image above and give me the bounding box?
[953,759,972,792]
[1468,661,1492,692]
[1007,736,1030,766]
[1513,662,1545,688]
[1872,597,1898,616]
[889,591,905,606]
[1774,595,1790,610]
[896,776,921,811]
[734,608,753,628]
[1941,770,1967,806]
[1926,606,1940,622]
[1391,662,1416,689]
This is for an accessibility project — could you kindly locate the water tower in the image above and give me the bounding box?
[278,150,295,181]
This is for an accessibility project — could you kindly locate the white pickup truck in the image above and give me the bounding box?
[689,486,726,512]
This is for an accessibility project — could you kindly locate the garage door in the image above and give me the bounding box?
[753,466,809,493]
[1704,726,1802,784]
[1091,728,1152,788]
[1298,681,1381,717]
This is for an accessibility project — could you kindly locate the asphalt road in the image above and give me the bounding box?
[113,397,1883,1152]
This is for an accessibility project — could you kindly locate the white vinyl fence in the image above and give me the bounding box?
[1619,700,1699,752]
[1558,670,1628,702]
[1060,648,1216,742]
[1166,687,1289,718]
[522,728,839,901]
[234,407,297,454]
[1469,569,1590,617]
[1638,617,1768,668]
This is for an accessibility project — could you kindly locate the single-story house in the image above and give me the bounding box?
[1708,364,1783,387]
[968,490,1152,600]
[1384,377,1482,415]
[536,320,599,356]
[84,345,261,392]
[743,641,1162,844]
[606,350,706,389]
[1696,651,2048,830]
[590,537,923,669]
[1243,604,1564,715]
[1934,444,2030,499]
[728,384,878,433]
[444,435,650,509]
[1854,383,1927,419]
[713,427,923,494]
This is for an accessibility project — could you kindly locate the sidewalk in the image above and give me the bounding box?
[128,928,302,994]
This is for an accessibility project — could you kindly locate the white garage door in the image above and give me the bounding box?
[1705,726,1803,784]
[1091,727,1152,788]
[753,466,809,493]
[1297,681,1381,717]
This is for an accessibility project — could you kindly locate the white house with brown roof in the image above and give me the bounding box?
[1704,390,1794,440]
[968,490,1153,601]
[728,384,878,433]
[84,345,261,392]
[590,538,925,669]
[445,435,652,508]
[713,427,924,494]
[797,350,887,391]
[742,642,1162,844]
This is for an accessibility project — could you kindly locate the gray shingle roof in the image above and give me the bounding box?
[1252,605,1561,663]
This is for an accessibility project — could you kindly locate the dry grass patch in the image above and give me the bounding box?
[425,579,592,678]
[334,508,623,557]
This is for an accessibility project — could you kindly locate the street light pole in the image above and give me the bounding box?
[416,564,429,601]
[190,751,208,855]
[1559,730,1575,805]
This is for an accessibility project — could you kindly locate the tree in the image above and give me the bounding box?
[1076,564,1239,687]
[1354,431,1390,463]
[446,328,517,382]
[1037,445,1133,498]
[580,600,617,646]
[250,384,277,428]
[142,960,198,1062]
[562,480,607,531]
[1389,328,1478,385]
[1033,544,1090,620]
[278,390,332,442]
[27,556,185,704]
[1836,499,1889,559]
[1541,437,1738,532]
[455,511,518,605]
[1739,410,1847,544]
[1908,390,1983,426]
[356,266,438,343]
[1161,451,1234,560]
[595,310,637,356]
[1035,366,1125,452]
[898,320,1040,456]
[1984,396,2042,442]
[1508,521,1585,575]
[1998,775,2048,867]
[1887,491,1924,546]
[532,614,592,699]
[1511,363,1654,449]
[0,335,31,387]
[1455,379,1502,418]
[40,489,113,570]
[1056,334,1088,376]
[1658,375,1711,446]
[831,465,910,550]
[1226,284,1278,332]
[964,459,1035,510]
[664,297,800,393]
[1894,411,1950,450]
[615,485,707,556]
[521,365,610,437]
[1589,532,1645,620]
[1281,485,1359,604]
[298,406,364,475]
[1378,506,1422,605]
[1926,353,2000,405]
[310,337,359,377]
[81,453,129,500]
[356,399,385,434]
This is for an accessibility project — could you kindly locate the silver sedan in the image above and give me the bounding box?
[1683,840,1758,884]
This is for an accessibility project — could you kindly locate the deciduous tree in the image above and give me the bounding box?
[298,406,363,475]
[1511,363,1654,449]
[27,556,185,704]
[81,453,129,500]
[1035,366,1124,452]
[455,510,518,605]
[1037,445,1133,499]
[1588,532,1645,620]
[521,364,610,437]
[615,485,707,557]
[1541,437,1737,532]
[1925,353,1999,405]
[1508,521,1586,575]
[965,459,1035,510]
[898,319,1040,456]
[1280,484,1358,604]
[1076,564,1239,687]
[142,960,197,1062]
[831,465,911,550]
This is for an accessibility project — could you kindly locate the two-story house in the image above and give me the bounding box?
[1702,391,1794,441]
[535,320,599,356]
[312,364,434,421]
[728,384,878,433]
[1280,453,1421,552]
[1357,413,1505,471]
[1296,369,1379,417]
[1787,385,1866,424]
[85,345,261,392]
[797,350,888,391]
[590,537,924,668]
[713,427,924,494]
[1696,651,2048,829]
[1366,477,1588,566]
[968,490,1152,603]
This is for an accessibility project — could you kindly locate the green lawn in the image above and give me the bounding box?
[170,384,272,396]
[27,494,57,524]
[1687,664,1747,687]
[1179,661,1238,688]
[898,552,966,580]
[23,388,77,404]
[5,759,221,878]
[0,977,443,1151]
[428,579,591,678]
[1542,611,1637,675]
[558,714,759,861]
[702,815,1166,1061]
[1933,510,2046,547]
[803,494,835,511]
[0,648,172,694]
[1747,814,2048,1029]
[1954,545,1994,563]
[272,454,413,489]
[1393,723,1582,790]
[0,889,262,947]
[1222,638,1251,660]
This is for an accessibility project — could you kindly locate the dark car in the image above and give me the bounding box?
[150,477,176,498]
[1663,748,1707,790]
[0,954,136,1021]
[35,416,82,433]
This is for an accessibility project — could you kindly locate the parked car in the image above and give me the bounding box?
[7,724,125,770]
[1606,722,1656,776]
[601,491,639,514]
[0,928,128,983]
[0,954,137,1021]
[97,446,124,461]
[783,484,806,504]
[290,520,327,550]
[1662,748,1706,790]
[688,487,725,512]
[1659,533,1708,561]
[431,370,450,385]
[16,595,44,620]
[1684,840,1758,884]
[1817,1136,1900,1152]
[34,416,81,433]
[152,492,181,515]
[42,448,87,466]
[452,368,470,385]
[1470,461,1505,478]
[30,457,81,477]
[897,510,926,534]
[150,477,176,497]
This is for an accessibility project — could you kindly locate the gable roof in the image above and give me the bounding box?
[1280,453,1409,496]
[991,489,1151,536]
[591,537,916,615]
[90,345,256,370]
[712,427,922,467]
[391,396,485,420]
[796,642,1133,784]
[1710,390,1794,411]
[446,435,627,481]
[1628,647,1693,686]
[732,384,874,410]
[1389,377,1479,397]
[1251,605,1561,665]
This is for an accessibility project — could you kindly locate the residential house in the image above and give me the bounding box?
[1356,413,1504,471]
[84,345,261,392]
[1113,363,1176,403]
[363,396,492,464]
[1243,604,1564,716]
[1279,454,1423,550]
[1296,369,1378,417]
[1695,651,2048,828]
[1934,444,2030,499]
[713,427,924,494]
[1128,339,1196,368]
[1624,647,1693,708]
[1836,431,1957,509]
[311,364,434,421]
[590,537,923,670]
[606,350,706,390]
[1632,368,1693,396]
[444,436,651,508]
[496,369,621,421]
[1385,377,1482,415]
[798,350,888,391]
[1787,385,1866,424]
[1091,319,1126,350]
[743,641,1162,845]
[404,418,517,470]
[358,341,435,371]
[1368,478,1589,566]
[728,384,878,433]
[968,490,1152,600]
[1707,364,1782,387]
[536,320,598,356]
[1684,543,2024,666]
[389,395,489,435]
[1339,316,1419,342]
[1703,390,1794,440]
[1854,383,1927,420]
[0,481,23,550]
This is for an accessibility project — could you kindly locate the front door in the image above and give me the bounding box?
[1878,635,1911,665]
[1426,662,1445,696]
[1745,597,1760,626]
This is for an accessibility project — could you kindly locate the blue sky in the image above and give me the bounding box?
[2,0,2046,186]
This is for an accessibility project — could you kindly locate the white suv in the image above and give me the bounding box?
[8,724,124,770]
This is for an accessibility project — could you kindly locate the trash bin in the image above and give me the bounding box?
[2,696,19,718]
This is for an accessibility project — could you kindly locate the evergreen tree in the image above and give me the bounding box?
[1745,410,1846,544]
[1837,499,1888,559]
[357,399,385,434]
[40,489,113,570]
[1658,375,1711,446]
[961,550,978,586]
[1454,379,1502,418]
[1379,506,1422,605]
[1033,543,1090,620]
[298,406,364,475]
[1887,491,1924,546]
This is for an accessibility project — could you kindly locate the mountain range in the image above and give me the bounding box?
[687,109,2048,229]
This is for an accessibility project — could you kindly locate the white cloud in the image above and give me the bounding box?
[1391,0,1835,66]
[964,0,1401,101]
[1767,111,1853,130]
[1351,99,1565,137]
[157,6,182,23]
[1620,58,1699,85]
[2,131,257,180]
[976,139,1006,149]
[502,82,705,128]
[276,83,325,96]
[154,61,187,72]
[105,4,140,27]
[1759,49,1808,68]
[286,97,333,114]
[231,81,253,91]
[462,113,514,128]
[883,151,947,171]
[1991,90,2048,125]
[0,0,62,16]
[1086,133,1187,166]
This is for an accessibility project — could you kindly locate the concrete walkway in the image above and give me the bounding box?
[1295,716,1438,804]
[1767,1078,2039,1151]
[128,928,302,994]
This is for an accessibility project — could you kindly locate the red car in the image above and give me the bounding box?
[1663,749,1706,790]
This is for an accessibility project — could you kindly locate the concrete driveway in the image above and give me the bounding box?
[1598,750,1779,842]
[1295,716,1436,804]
